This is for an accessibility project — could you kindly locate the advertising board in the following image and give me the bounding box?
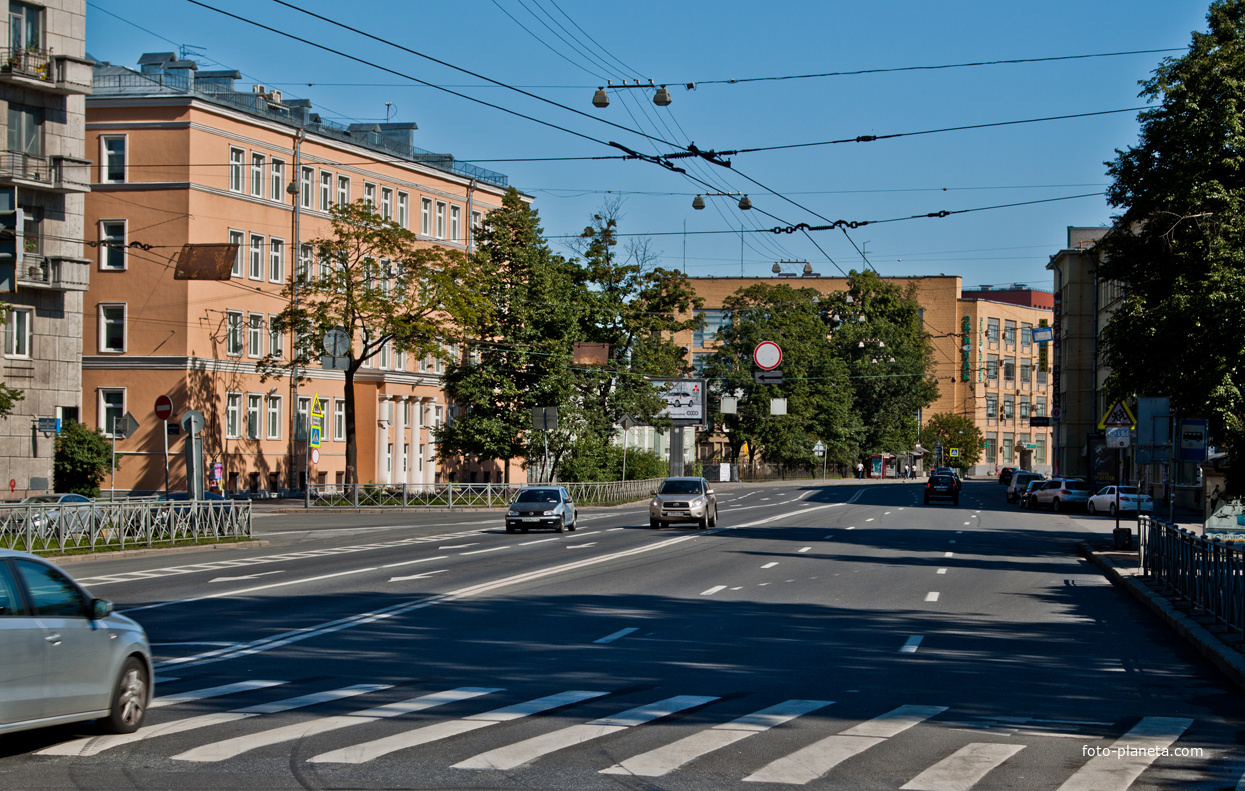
[653,379,705,426]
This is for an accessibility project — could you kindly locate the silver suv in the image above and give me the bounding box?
[649,477,718,529]
[1029,478,1092,512]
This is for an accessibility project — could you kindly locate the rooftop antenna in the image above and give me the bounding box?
[385,102,393,123]
[178,44,206,62]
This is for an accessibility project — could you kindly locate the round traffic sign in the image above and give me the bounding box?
[754,341,782,370]
[311,448,320,464]
[323,328,350,357]
[154,395,174,421]
[1051,407,1062,419]
[180,409,205,436]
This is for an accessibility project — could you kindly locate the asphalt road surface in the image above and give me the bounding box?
[3,479,1243,791]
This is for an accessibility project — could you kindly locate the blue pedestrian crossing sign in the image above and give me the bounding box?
[949,448,960,457]
[309,425,322,449]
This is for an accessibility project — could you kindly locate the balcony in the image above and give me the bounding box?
[15,256,90,292]
[0,152,92,193]
[0,49,92,95]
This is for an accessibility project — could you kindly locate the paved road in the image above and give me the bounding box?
[4,480,1243,790]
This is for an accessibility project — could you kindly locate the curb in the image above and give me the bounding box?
[1079,541,1245,694]
[48,540,271,564]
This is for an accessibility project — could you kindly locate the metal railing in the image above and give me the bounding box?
[309,479,663,509]
[0,150,51,183]
[1140,515,1245,641]
[0,47,51,81]
[0,499,252,555]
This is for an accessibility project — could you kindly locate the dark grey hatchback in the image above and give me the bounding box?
[505,487,577,533]
[924,474,960,506]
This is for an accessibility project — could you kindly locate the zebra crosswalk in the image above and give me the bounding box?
[33,679,1205,789]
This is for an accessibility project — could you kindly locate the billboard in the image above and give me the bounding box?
[653,379,706,426]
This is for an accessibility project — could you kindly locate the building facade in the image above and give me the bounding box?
[0,0,92,496]
[680,274,1053,476]
[84,53,517,494]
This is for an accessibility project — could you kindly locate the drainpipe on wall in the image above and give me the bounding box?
[465,178,477,255]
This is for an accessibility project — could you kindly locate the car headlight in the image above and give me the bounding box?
[507,510,519,516]
[651,499,659,507]
[543,509,557,516]
[690,497,705,507]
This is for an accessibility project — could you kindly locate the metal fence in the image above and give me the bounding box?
[0,500,252,555]
[309,479,664,509]
[1140,515,1245,641]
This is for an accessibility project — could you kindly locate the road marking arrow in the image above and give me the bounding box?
[389,570,447,583]
[208,571,284,583]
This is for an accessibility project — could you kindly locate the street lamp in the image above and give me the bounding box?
[592,79,673,108]
[693,191,752,211]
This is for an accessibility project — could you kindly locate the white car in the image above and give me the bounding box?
[1087,485,1154,516]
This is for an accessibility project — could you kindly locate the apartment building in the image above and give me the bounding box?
[84,53,516,494]
[0,0,92,496]
[680,274,1053,475]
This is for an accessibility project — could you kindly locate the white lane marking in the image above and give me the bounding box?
[823,535,835,539]
[963,523,970,526]
[884,511,891,515]
[172,687,500,763]
[207,571,284,583]
[865,518,875,522]
[149,680,286,710]
[594,627,638,644]
[601,699,833,777]
[937,568,948,575]
[574,530,600,536]
[519,537,560,545]
[701,586,727,596]
[847,489,866,504]
[567,543,598,549]
[745,705,947,784]
[439,543,478,549]
[900,636,923,654]
[798,547,812,553]
[925,592,940,602]
[149,642,238,647]
[945,552,954,558]
[607,527,625,531]
[1057,717,1194,791]
[389,570,446,583]
[898,507,906,510]
[762,562,779,569]
[761,498,772,501]
[382,555,449,569]
[730,586,743,590]
[308,690,608,765]
[122,567,380,614]
[39,684,391,757]
[901,742,1025,790]
[461,546,509,555]
[452,695,719,771]
[847,526,856,530]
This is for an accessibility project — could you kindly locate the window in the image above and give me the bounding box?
[269,238,284,282]
[435,201,446,239]
[364,182,376,207]
[1021,322,1033,352]
[229,230,244,277]
[99,304,125,352]
[249,235,263,280]
[15,560,89,619]
[268,314,283,358]
[246,394,261,440]
[247,313,264,357]
[1036,397,1047,417]
[20,205,38,256]
[225,311,243,356]
[1020,358,1032,386]
[297,243,312,280]
[225,392,241,439]
[1002,433,1014,464]
[333,399,344,441]
[397,192,409,227]
[986,354,998,382]
[420,197,431,235]
[1003,394,1015,420]
[1004,320,1016,348]
[9,2,42,51]
[300,166,313,208]
[7,103,41,156]
[470,210,482,245]
[986,318,999,348]
[100,220,126,270]
[250,153,265,197]
[229,148,244,192]
[693,309,731,346]
[692,352,711,375]
[1037,369,1047,386]
[100,388,125,437]
[984,433,997,464]
[319,171,332,210]
[337,175,349,206]
[379,341,389,370]
[270,158,285,202]
[4,307,31,357]
[101,135,126,183]
[1036,434,1047,464]
[1020,399,1031,421]
[1003,356,1015,384]
[450,205,461,242]
[381,187,392,220]
[266,396,281,440]
[985,393,997,422]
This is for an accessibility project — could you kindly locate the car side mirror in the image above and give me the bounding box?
[651,489,657,496]
[706,489,714,495]
[90,598,113,620]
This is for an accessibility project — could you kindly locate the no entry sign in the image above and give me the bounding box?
[154,395,174,421]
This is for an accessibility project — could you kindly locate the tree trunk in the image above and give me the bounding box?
[344,363,359,486]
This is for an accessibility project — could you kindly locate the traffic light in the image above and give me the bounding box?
[0,208,24,293]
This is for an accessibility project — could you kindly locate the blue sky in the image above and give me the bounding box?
[87,1,1213,289]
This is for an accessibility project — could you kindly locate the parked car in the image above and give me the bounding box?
[505,487,577,533]
[20,493,95,537]
[1087,486,1154,516]
[649,477,718,529]
[1018,479,1046,509]
[998,467,1018,485]
[1029,478,1092,512]
[1007,472,1045,504]
[924,474,960,506]
[0,549,151,736]
[151,491,233,525]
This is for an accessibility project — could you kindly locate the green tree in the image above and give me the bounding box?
[262,200,490,484]
[1100,0,1245,492]
[53,421,115,497]
[436,188,578,482]
[706,283,858,472]
[920,412,983,472]
[0,303,24,417]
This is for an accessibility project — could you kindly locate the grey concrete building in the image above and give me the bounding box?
[0,0,93,496]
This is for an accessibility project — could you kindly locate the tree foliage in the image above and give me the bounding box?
[53,421,115,497]
[1100,0,1245,492]
[919,412,983,472]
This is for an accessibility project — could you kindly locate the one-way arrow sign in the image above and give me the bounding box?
[754,369,783,385]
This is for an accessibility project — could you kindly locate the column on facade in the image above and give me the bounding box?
[394,395,408,485]
[420,396,437,488]
[377,395,394,485]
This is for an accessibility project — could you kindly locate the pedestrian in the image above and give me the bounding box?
[857,462,864,479]
[904,464,911,479]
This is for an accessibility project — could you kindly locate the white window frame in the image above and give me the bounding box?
[100,134,127,184]
[98,303,126,353]
[450,204,460,243]
[229,229,244,277]
[247,312,264,357]
[319,170,332,210]
[4,306,32,358]
[246,394,261,440]
[269,237,284,283]
[337,175,349,206]
[99,388,126,438]
[397,191,409,228]
[470,210,482,245]
[270,158,285,202]
[99,219,126,271]
[266,395,282,440]
[229,147,244,192]
[435,201,446,239]
[225,310,243,356]
[250,152,265,198]
[364,182,376,207]
[225,392,241,439]
[249,234,264,280]
[297,243,312,281]
[268,313,283,359]
[333,399,345,441]
[300,166,313,209]
[420,197,431,235]
[380,187,392,220]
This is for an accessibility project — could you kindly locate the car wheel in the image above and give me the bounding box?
[698,513,709,529]
[923,496,930,505]
[952,497,959,506]
[1087,502,1096,515]
[708,507,718,527]
[1052,498,1061,513]
[568,512,577,531]
[649,518,660,529]
[506,525,515,534]
[1109,503,1117,517]
[555,518,565,533]
[101,657,148,734]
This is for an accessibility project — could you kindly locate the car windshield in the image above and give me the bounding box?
[1063,481,1091,491]
[932,476,954,485]
[23,495,60,503]
[659,480,703,495]
[515,489,560,504]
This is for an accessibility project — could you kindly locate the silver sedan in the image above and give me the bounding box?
[649,477,718,529]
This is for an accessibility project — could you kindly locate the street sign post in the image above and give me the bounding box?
[180,409,206,499]
[155,395,174,497]
[110,411,141,499]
